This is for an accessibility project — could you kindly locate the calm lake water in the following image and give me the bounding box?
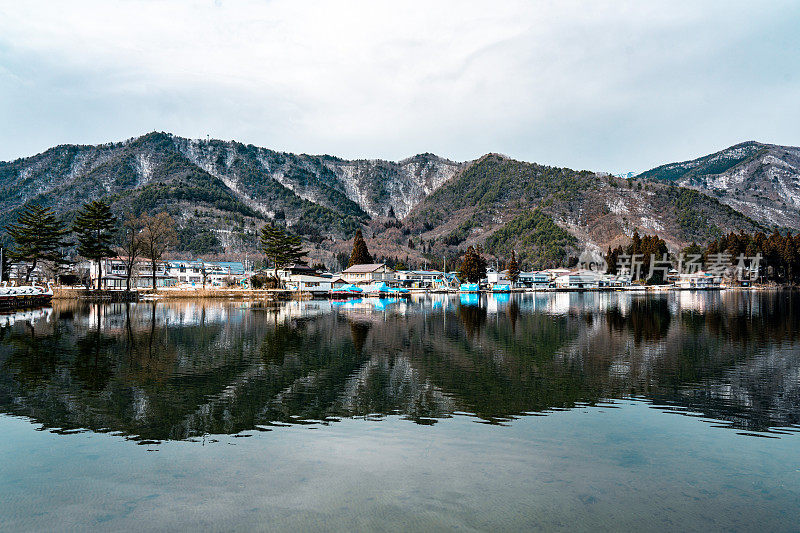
[1,291,799,531]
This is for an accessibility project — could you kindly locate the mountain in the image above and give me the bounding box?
[0,132,461,259]
[399,154,763,269]
[0,133,791,270]
[636,141,800,230]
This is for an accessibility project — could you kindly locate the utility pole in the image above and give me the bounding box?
[0,247,4,283]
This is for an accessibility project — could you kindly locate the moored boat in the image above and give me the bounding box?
[459,283,480,293]
[330,284,363,298]
[491,284,511,293]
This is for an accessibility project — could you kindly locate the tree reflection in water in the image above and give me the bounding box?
[0,291,799,441]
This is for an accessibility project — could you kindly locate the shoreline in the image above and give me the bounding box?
[43,284,797,301]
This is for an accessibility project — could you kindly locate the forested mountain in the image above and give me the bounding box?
[636,141,800,230]
[399,154,763,269]
[0,132,460,259]
[0,133,792,269]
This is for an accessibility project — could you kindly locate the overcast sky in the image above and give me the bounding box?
[1,1,798,173]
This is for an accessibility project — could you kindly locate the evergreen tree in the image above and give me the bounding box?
[260,223,285,270]
[283,234,305,266]
[682,241,703,257]
[260,223,305,270]
[6,204,70,282]
[628,230,641,256]
[506,250,520,283]
[73,200,118,290]
[348,229,372,267]
[459,246,487,283]
[605,246,623,274]
[139,213,177,291]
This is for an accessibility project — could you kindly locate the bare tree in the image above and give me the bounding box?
[118,217,144,291]
[139,213,177,292]
[200,261,208,289]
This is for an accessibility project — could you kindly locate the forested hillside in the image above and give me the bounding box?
[392,154,764,270]
[0,132,460,260]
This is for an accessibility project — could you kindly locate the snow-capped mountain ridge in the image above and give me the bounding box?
[637,141,800,229]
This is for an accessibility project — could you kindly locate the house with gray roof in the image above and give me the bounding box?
[340,263,395,284]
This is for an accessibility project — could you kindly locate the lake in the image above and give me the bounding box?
[1,291,799,531]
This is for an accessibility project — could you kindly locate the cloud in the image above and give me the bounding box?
[1,0,799,172]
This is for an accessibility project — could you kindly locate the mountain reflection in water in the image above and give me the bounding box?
[1,292,799,442]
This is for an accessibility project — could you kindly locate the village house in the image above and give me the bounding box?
[276,262,318,281]
[599,273,632,288]
[81,258,247,289]
[675,271,721,289]
[167,260,204,285]
[81,257,164,289]
[395,270,445,288]
[341,263,396,284]
[554,270,602,290]
[542,268,572,281]
[284,274,342,295]
[518,271,551,288]
[486,268,510,285]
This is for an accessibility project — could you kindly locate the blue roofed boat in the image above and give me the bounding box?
[386,286,409,296]
[362,282,410,297]
[330,284,363,298]
[459,283,480,293]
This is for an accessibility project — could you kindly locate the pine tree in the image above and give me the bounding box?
[6,204,70,282]
[282,234,305,266]
[73,200,118,290]
[260,224,305,270]
[260,223,285,271]
[459,246,487,283]
[605,246,617,274]
[506,250,520,283]
[348,229,372,267]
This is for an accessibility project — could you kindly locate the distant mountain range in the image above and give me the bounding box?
[0,133,796,269]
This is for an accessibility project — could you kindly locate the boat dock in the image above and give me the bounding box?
[0,284,53,312]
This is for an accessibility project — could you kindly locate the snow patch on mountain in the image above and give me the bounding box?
[606,197,629,215]
[134,153,154,186]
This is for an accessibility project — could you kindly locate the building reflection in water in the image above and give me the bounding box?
[1,290,799,441]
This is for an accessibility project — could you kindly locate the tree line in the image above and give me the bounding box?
[605,231,669,283]
[699,231,800,283]
[605,229,800,284]
[2,201,178,290]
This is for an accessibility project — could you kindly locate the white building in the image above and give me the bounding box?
[554,270,602,290]
[675,271,720,289]
[84,257,174,289]
[284,275,336,295]
[599,274,631,288]
[84,258,247,289]
[518,271,551,287]
[395,270,444,288]
[486,268,510,285]
[542,268,572,281]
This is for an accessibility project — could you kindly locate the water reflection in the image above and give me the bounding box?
[1,291,799,441]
